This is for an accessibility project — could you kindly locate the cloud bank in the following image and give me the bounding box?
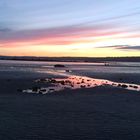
[99,45,140,51]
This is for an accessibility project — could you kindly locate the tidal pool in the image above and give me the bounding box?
[22,76,140,94]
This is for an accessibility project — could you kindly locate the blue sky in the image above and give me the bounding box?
[1,0,140,29]
[0,0,140,56]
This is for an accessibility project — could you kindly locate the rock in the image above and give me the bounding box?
[65,70,71,72]
[49,88,55,91]
[65,80,71,83]
[40,89,46,92]
[118,84,121,87]
[39,91,43,94]
[59,81,65,85]
[112,83,116,86]
[71,84,74,87]
[121,84,128,88]
[38,78,47,82]
[80,85,86,88]
[32,86,40,92]
[54,64,65,68]
[49,78,56,83]
[133,86,138,89]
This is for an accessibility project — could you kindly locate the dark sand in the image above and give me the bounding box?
[0,71,140,140]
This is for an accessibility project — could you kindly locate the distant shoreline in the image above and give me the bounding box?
[0,56,140,62]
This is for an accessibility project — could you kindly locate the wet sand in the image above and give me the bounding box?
[0,71,140,140]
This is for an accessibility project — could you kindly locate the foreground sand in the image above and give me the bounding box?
[0,71,140,140]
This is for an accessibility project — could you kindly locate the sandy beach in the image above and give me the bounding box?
[0,60,140,140]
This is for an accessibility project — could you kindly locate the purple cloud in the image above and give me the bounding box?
[99,45,140,51]
[0,24,119,46]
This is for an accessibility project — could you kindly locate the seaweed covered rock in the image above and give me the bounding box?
[54,64,65,68]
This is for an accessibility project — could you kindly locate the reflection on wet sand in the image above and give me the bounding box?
[22,76,140,94]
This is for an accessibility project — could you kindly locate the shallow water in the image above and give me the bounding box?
[0,60,140,74]
[23,75,140,94]
[0,60,140,93]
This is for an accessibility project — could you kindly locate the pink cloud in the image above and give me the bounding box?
[0,24,135,47]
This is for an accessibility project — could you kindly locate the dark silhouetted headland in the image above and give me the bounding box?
[0,56,140,62]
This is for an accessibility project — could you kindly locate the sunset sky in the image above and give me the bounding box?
[0,0,140,57]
